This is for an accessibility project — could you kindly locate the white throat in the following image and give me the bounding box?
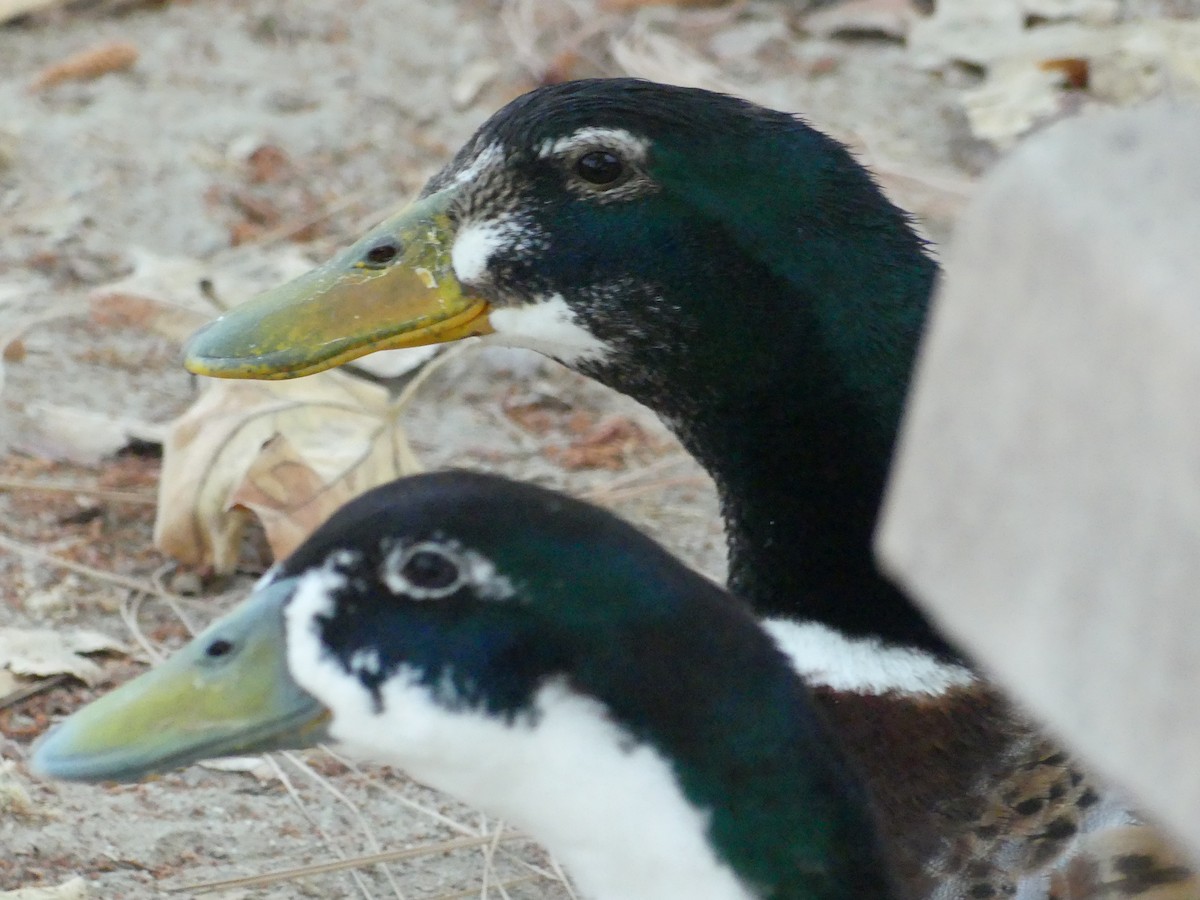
[483,294,613,366]
[283,572,752,900]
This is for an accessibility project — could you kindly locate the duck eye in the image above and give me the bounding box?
[362,240,401,268]
[205,639,234,658]
[403,550,460,590]
[383,542,464,598]
[575,150,625,186]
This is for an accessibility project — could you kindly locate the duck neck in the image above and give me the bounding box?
[676,252,953,658]
[568,574,897,900]
[688,397,953,658]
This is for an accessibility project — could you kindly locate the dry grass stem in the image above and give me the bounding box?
[0,532,167,600]
[0,478,156,506]
[280,751,406,899]
[173,833,529,895]
[263,755,378,899]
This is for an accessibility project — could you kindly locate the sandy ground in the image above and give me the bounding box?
[0,0,1190,896]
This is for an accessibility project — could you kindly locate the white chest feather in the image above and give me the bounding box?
[762,618,976,696]
[284,574,753,900]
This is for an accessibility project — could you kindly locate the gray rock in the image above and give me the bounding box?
[878,102,1200,857]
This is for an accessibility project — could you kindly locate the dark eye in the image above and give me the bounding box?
[403,550,460,590]
[575,150,625,186]
[382,541,467,599]
[205,639,233,658]
[362,240,400,268]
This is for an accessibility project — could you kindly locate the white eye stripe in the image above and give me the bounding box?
[381,541,466,600]
[452,141,504,187]
[538,127,651,163]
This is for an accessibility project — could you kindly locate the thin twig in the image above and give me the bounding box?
[281,751,406,900]
[427,875,541,900]
[0,673,69,711]
[263,755,377,899]
[583,474,709,506]
[317,748,566,886]
[0,532,169,599]
[548,856,580,900]
[117,591,161,663]
[171,833,526,894]
[0,477,156,505]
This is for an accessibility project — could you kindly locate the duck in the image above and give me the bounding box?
[178,80,1196,898]
[34,471,898,900]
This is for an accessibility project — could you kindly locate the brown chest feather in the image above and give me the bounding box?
[810,684,1190,899]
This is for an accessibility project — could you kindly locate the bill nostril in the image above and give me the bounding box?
[363,240,402,267]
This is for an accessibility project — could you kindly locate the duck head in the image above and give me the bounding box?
[34,471,892,900]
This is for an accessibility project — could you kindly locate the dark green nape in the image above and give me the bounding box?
[652,113,939,654]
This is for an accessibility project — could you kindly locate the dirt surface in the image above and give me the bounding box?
[0,0,1193,897]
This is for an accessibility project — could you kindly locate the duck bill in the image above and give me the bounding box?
[30,579,329,783]
[184,186,494,380]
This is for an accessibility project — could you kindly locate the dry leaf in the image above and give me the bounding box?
[155,371,422,574]
[803,0,919,41]
[245,144,292,184]
[602,0,729,8]
[546,416,655,471]
[87,246,317,344]
[198,756,277,782]
[0,761,37,820]
[16,402,167,466]
[0,627,126,687]
[451,60,501,110]
[908,0,1024,70]
[30,42,139,92]
[962,59,1068,146]
[0,877,88,900]
[609,23,742,95]
[1023,0,1118,24]
[0,0,65,25]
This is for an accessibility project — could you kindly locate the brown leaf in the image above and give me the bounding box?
[154,371,423,574]
[803,0,919,41]
[0,877,88,900]
[545,416,652,471]
[601,0,728,9]
[1040,56,1090,89]
[0,627,126,687]
[245,144,292,184]
[29,41,139,92]
[0,0,67,26]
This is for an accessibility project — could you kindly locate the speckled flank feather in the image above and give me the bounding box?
[1047,825,1199,900]
[812,680,1198,900]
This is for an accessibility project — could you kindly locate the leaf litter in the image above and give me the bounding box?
[1,0,1192,895]
[154,370,423,575]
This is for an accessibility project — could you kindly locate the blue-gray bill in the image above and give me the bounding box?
[30,578,329,782]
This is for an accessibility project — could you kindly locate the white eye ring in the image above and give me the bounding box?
[381,541,465,600]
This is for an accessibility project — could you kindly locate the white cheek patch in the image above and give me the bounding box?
[485,294,613,366]
[283,565,368,717]
[451,216,524,285]
[313,675,752,900]
[763,619,977,696]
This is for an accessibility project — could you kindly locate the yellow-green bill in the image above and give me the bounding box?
[185,186,493,380]
[31,579,328,782]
